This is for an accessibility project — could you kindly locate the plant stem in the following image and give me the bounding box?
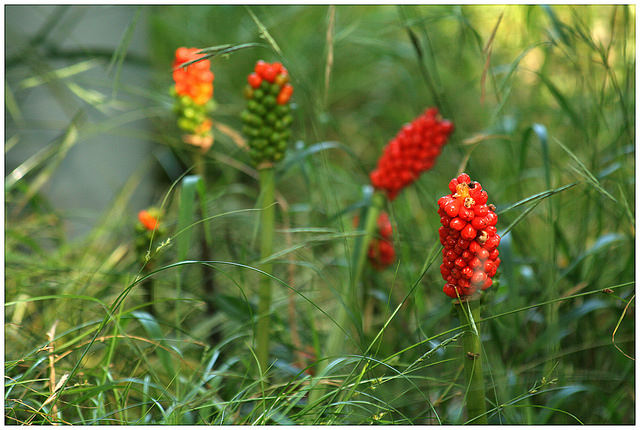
[455,297,488,424]
[352,191,384,313]
[310,190,384,404]
[256,166,275,376]
[194,151,219,345]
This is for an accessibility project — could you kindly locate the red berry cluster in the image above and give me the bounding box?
[370,108,454,200]
[247,60,293,105]
[355,212,396,270]
[437,173,501,298]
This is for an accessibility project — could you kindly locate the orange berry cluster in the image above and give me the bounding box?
[368,212,396,270]
[370,108,454,200]
[437,173,501,298]
[241,60,293,165]
[172,47,214,105]
[171,47,214,137]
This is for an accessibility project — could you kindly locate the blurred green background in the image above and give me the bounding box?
[5,5,635,425]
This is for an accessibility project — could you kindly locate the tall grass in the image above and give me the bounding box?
[5,5,635,425]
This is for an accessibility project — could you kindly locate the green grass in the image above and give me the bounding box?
[5,5,635,425]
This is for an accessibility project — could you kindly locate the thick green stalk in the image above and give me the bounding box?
[256,166,275,375]
[456,298,488,424]
[310,191,384,404]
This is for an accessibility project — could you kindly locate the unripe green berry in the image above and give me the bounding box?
[260,126,273,138]
[263,95,276,108]
[178,118,194,132]
[254,104,267,116]
[281,114,293,127]
[253,89,264,99]
[275,104,290,116]
[253,138,268,149]
[247,100,260,112]
[264,146,276,158]
[266,112,278,125]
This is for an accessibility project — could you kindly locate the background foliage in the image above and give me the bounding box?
[5,5,635,425]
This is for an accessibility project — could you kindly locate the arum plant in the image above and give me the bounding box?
[437,173,502,424]
[312,107,453,404]
[241,60,294,376]
[171,47,219,341]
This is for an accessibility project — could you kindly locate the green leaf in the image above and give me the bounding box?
[176,175,201,261]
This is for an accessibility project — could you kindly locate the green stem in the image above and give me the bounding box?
[256,167,275,376]
[194,152,219,345]
[455,298,488,424]
[352,192,385,311]
[310,191,384,404]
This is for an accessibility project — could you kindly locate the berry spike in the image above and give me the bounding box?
[437,173,501,298]
[370,107,454,200]
[171,47,215,152]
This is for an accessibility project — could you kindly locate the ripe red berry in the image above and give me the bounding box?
[248,72,262,88]
[461,224,477,240]
[457,173,471,184]
[444,199,461,217]
[449,217,466,231]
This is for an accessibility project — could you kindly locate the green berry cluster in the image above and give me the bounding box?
[241,81,293,166]
[171,88,214,136]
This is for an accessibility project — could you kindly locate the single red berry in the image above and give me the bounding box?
[459,207,475,221]
[448,178,459,193]
[263,65,278,82]
[444,199,462,217]
[248,72,262,89]
[449,217,466,231]
[457,173,471,184]
[485,211,498,226]
[255,60,268,76]
[443,283,458,298]
[471,216,488,230]
[461,224,477,240]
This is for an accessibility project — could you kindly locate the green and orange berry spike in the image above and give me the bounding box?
[437,173,501,298]
[171,47,215,152]
[241,60,293,166]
